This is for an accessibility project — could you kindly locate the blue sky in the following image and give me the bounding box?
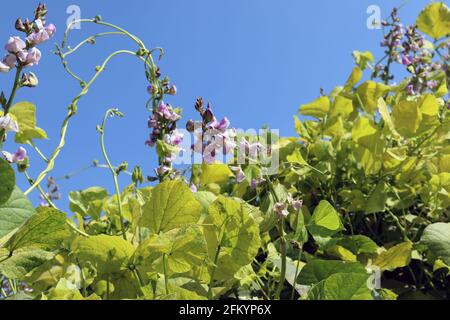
[1,0,433,211]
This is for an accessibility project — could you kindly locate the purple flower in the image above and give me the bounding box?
[3,54,17,68]
[203,105,215,123]
[155,165,170,176]
[230,166,246,183]
[2,146,27,164]
[5,36,26,53]
[426,80,437,89]
[189,183,198,193]
[0,61,11,73]
[158,102,180,121]
[166,130,183,146]
[27,30,50,45]
[251,177,265,190]
[406,83,415,95]
[147,84,154,94]
[45,24,56,37]
[274,202,289,218]
[0,114,19,132]
[209,117,230,132]
[18,47,42,66]
[292,199,303,211]
[401,55,412,66]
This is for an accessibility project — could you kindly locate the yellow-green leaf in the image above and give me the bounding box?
[416,2,450,40]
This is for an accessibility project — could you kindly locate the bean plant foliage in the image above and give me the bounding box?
[0,3,449,301]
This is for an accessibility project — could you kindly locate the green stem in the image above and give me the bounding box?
[290,243,303,300]
[163,254,169,295]
[275,219,287,300]
[25,50,142,196]
[99,109,127,241]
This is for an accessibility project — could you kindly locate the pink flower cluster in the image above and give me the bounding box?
[188,98,236,164]
[0,5,55,73]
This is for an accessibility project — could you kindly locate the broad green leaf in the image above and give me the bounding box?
[307,200,343,238]
[69,186,108,220]
[421,223,450,265]
[206,196,261,280]
[419,94,440,117]
[365,182,388,214]
[352,116,377,145]
[416,2,450,40]
[306,273,373,300]
[199,163,233,186]
[352,51,375,70]
[344,67,363,92]
[70,235,134,275]
[140,180,202,233]
[0,158,15,205]
[298,259,367,285]
[329,96,354,118]
[333,235,379,255]
[43,278,101,300]
[299,96,330,119]
[287,148,308,165]
[0,187,35,238]
[155,278,207,300]
[355,81,390,114]
[5,207,70,252]
[9,101,48,143]
[393,99,422,137]
[0,248,54,279]
[193,191,217,216]
[134,225,209,275]
[372,242,412,271]
[378,98,400,138]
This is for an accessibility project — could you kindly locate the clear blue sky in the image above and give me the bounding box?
[1,0,432,212]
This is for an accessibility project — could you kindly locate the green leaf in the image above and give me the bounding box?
[329,96,354,119]
[333,235,379,255]
[134,225,209,275]
[352,51,375,70]
[206,196,261,280]
[140,180,202,233]
[419,94,440,117]
[69,186,108,220]
[9,101,48,143]
[306,273,373,300]
[199,163,233,186]
[344,67,363,92]
[416,2,450,40]
[0,158,15,205]
[5,207,70,252]
[378,98,400,138]
[286,148,308,165]
[71,235,134,275]
[298,259,367,285]
[365,181,388,214]
[372,242,412,271]
[0,187,35,238]
[0,248,54,279]
[393,99,422,137]
[354,81,390,114]
[307,200,343,238]
[421,223,450,265]
[299,96,330,119]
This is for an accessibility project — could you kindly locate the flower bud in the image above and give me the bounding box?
[15,18,26,32]
[194,97,204,113]
[21,72,39,87]
[132,166,144,185]
[186,119,195,132]
[203,104,215,123]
